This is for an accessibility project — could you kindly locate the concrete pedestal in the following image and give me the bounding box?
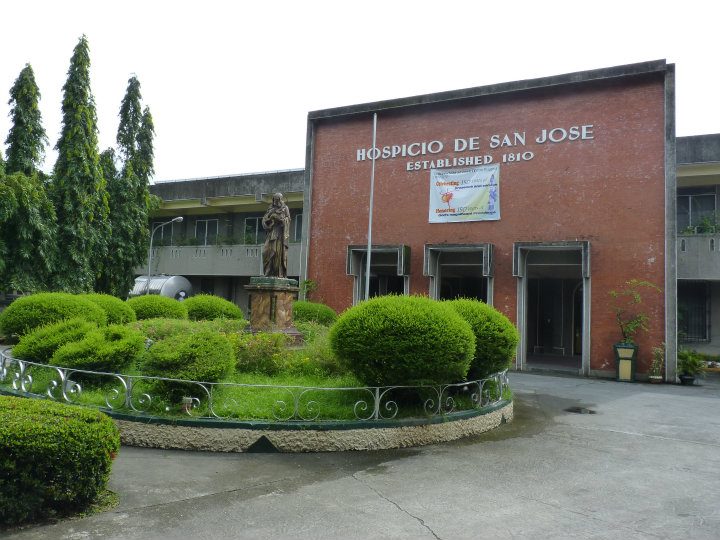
[244,277,301,340]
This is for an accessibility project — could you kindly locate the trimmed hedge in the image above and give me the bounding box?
[183,294,244,321]
[50,325,145,372]
[446,299,519,379]
[0,293,107,337]
[329,295,475,386]
[0,396,120,527]
[292,301,338,326]
[126,295,188,321]
[142,330,234,387]
[129,318,247,342]
[11,318,98,363]
[82,293,137,324]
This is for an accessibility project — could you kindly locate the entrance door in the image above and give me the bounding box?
[524,250,583,372]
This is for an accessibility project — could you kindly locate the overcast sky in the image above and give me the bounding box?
[1,1,718,182]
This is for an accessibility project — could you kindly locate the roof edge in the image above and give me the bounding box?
[308,60,670,121]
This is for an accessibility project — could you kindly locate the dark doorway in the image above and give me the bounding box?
[525,250,583,372]
[436,250,487,302]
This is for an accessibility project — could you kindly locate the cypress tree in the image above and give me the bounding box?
[5,64,47,176]
[0,172,57,292]
[96,78,155,297]
[51,35,109,292]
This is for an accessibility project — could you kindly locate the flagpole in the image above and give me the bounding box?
[365,113,377,301]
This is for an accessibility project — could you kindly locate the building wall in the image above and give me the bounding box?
[307,75,667,374]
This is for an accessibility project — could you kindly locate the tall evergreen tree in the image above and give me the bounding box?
[5,64,47,176]
[96,78,155,297]
[0,172,57,291]
[51,35,109,292]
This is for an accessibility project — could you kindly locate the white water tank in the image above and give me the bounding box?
[129,275,193,300]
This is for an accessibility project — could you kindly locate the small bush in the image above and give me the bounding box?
[293,300,337,326]
[330,295,475,386]
[0,396,120,527]
[142,330,235,388]
[183,294,244,321]
[11,318,98,363]
[129,318,247,342]
[126,295,188,321]
[0,293,107,337]
[286,324,344,377]
[82,293,137,324]
[229,332,290,375]
[446,299,519,379]
[50,325,145,372]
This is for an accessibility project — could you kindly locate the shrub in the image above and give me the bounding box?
[329,295,475,386]
[11,318,98,363]
[0,396,120,527]
[446,298,519,379]
[82,293,137,324]
[229,332,290,375]
[50,325,145,372]
[142,330,235,388]
[293,300,337,326]
[183,294,244,321]
[129,318,247,342]
[286,324,344,377]
[126,295,188,321]
[0,293,107,337]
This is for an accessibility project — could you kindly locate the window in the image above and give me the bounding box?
[677,188,716,232]
[292,213,303,243]
[151,220,178,246]
[244,217,266,245]
[195,219,219,246]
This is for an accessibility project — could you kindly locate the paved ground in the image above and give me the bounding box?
[6,372,720,539]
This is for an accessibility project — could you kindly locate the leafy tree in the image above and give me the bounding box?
[96,77,155,297]
[0,172,57,291]
[5,64,48,176]
[0,149,5,176]
[51,36,109,292]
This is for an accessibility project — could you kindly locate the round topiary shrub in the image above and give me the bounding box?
[0,396,120,527]
[11,318,98,363]
[50,325,145,372]
[0,293,107,337]
[446,298,519,379]
[126,295,188,321]
[142,330,234,385]
[183,294,244,321]
[82,293,137,324]
[329,295,475,386]
[293,300,338,326]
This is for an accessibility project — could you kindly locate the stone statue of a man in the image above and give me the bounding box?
[261,193,291,278]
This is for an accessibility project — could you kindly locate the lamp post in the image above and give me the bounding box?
[146,216,183,295]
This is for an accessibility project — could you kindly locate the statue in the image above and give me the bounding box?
[262,193,291,278]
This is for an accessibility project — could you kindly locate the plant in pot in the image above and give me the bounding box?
[677,348,705,386]
[609,279,661,382]
[648,344,664,383]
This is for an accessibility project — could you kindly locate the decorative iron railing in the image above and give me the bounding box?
[0,348,509,423]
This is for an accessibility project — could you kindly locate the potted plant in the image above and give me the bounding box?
[609,279,661,382]
[677,348,706,385]
[648,345,664,383]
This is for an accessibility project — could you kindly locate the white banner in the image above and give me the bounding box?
[429,165,500,223]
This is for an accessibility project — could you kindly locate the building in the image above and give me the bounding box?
[145,59,720,381]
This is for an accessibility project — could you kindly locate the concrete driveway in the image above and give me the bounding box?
[6,372,720,539]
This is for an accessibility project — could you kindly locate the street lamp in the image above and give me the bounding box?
[146,216,183,295]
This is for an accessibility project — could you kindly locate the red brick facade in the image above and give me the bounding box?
[306,73,667,375]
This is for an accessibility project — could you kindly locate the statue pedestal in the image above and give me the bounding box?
[244,277,301,341]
